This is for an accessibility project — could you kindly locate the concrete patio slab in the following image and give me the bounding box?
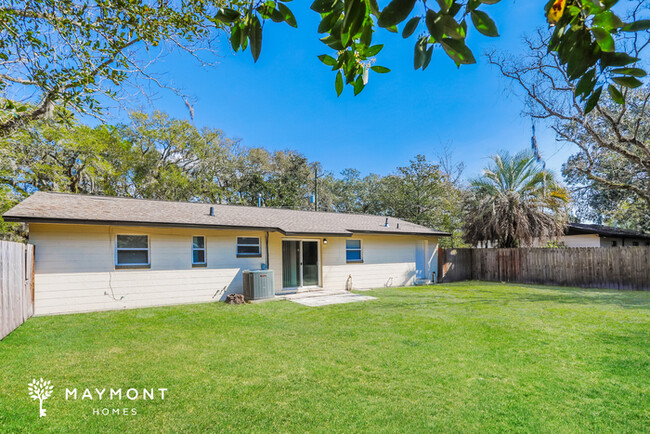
[283,290,377,307]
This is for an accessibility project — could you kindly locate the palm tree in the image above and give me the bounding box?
[463,150,569,248]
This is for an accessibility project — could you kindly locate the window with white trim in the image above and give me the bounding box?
[236,237,261,257]
[192,236,206,265]
[346,239,362,262]
[116,235,149,267]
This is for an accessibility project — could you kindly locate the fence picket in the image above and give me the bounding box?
[438,247,650,291]
[0,241,35,340]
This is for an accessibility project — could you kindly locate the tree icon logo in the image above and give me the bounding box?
[28,378,53,417]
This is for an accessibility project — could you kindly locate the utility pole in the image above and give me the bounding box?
[313,164,320,211]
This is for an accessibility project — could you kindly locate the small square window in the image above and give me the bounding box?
[192,236,206,265]
[237,237,261,257]
[346,239,362,262]
[116,235,149,267]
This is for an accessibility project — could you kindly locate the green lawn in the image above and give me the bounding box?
[1,282,649,433]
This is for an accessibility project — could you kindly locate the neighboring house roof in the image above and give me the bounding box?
[3,192,449,237]
[566,223,650,240]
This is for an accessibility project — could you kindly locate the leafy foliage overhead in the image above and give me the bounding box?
[299,0,649,107]
[0,0,236,135]
[489,24,649,233]
[1,0,647,134]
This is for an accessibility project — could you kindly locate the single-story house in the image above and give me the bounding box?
[563,223,650,247]
[3,192,448,315]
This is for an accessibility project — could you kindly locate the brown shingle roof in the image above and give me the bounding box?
[566,223,650,240]
[3,192,448,237]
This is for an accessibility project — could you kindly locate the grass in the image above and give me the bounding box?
[1,282,649,433]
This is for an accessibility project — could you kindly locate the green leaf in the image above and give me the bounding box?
[371,65,390,73]
[240,21,249,50]
[335,71,344,96]
[612,76,643,88]
[270,9,285,23]
[402,16,420,38]
[231,26,241,51]
[249,16,263,62]
[311,0,337,13]
[584,86,602,114]
[360,23,373,47]
[342,0,365,37]
[377,0,416,28]
[440,38,476,65]
[278,3,297,27]
[215,8,240,24]
[607,84,624,105]
[413,37,427,69]
[601,52,640,67]
[479,0,501,4]
[435,0,452,13]
[467,0,481,11]
[318,11,340,33]
[574,68,596,99]
[318,54,337,66]
[440,15,465,40]
[320,34,345,50]
[425,10,442,40]
[367,0,380,16]
[471,10,499,37]
[592,11,623,31]
[621,19,650,32]
[365,44,383,56]
[354,75,365,95]
[582,0,606,14]
[591,27,615,52]
[422,45,433,70]
[610,67,647,77]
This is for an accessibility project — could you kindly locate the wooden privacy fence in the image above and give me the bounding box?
[438,247,650,291]
[0,241,35,340]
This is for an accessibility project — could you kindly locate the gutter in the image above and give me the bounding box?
[2,216,287,234]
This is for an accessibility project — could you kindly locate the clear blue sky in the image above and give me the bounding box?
[127,0,575,180]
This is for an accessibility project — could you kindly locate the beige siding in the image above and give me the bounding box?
[268,233,437,291]
[29,224,268,315]
[562,234,601,248]
[29,223,438,315]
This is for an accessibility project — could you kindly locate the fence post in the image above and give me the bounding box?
[434,247,650,291]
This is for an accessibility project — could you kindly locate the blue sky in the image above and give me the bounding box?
[129,0,575,180]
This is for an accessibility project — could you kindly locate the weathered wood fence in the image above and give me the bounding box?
[438,247,650,291]
[0,241,35,340]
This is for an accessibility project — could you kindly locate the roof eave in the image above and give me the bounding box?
[349,229,450,237]
[2,216,287,234]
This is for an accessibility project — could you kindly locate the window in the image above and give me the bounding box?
[192,236,206,266]
[236,237,261,257]
[116,235,149,267]
[632,241,639,246]
[346,239,362,262]
[612,241,617,247]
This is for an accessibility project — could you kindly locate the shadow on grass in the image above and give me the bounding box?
[370,282,650,311]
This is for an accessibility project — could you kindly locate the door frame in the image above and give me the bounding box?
[280,238,322,291]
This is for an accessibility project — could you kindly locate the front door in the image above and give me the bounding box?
[282,240,320,290]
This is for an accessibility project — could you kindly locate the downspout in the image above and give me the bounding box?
[265,231,270,269]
